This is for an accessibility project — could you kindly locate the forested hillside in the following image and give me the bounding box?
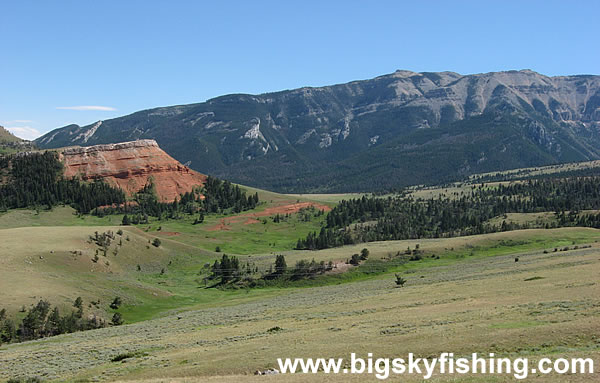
[297,176,600,249]
[35,70,600,192]
[0,152,125,213]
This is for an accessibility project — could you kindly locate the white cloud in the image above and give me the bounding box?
[56,105,117,111]
[5,126,41,140]
[5,119,34,124]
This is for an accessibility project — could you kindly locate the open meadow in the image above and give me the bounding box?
[1,225,599,381]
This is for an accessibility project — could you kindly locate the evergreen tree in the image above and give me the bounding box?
[274,255,287,275]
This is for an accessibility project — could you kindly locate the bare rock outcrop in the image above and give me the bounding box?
[61,140,206,201]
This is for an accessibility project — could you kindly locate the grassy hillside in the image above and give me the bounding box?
[1,227,598,381]
[0,126,21,143]
[0,186,335,323]
[3,162,600,382]
[0,126,35,155]
[0,226,205,318]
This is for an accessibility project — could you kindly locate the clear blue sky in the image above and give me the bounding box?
[1,0,598,140]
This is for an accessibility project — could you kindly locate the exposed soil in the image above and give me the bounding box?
[61,140,206,202]
[205,202,331,231]
[158,232,181,236]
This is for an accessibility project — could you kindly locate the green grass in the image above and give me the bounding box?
[2,205,599,327]
[208,227,600,292]
[114,226,600,322]
[3,224,599,382]
[144,212,326,255]
[0,206,123,229]
[283,192,366,203]
[0,198,328,255]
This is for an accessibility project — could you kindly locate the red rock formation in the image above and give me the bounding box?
[60,140,206,202]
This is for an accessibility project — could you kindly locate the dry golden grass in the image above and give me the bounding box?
[0,225,209,316]
[1,228,598,382]
[468,160,600,181]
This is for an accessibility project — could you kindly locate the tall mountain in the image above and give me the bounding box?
[35,70,600,192]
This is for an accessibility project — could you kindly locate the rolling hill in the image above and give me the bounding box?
[2,148,600,381]
[0,126,35,155]
[0,126,22,144]
[35,70,600,192]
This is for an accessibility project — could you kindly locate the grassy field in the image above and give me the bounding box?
[0,224,299,324]
[1,227,598,382]
[0,189,331,255]
[405,159,600,202]
[2,177,600,382]
[2,206,599,322]
[468,159,600,181]
[0,206,125,229]
[142,208,326,255]
[284,193,367,204]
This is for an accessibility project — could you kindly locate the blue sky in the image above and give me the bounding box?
[1,0,598,140]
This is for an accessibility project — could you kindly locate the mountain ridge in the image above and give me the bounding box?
[35,69,600,192]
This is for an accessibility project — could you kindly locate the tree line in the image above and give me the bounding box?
[206,253,337,288]
[0,152,125,213]
[297,176,600,250]
[98,175,259,221]
[0,296,125,345]
[0,152,259,219]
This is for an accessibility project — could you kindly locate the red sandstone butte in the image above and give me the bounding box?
[60,140,206,202]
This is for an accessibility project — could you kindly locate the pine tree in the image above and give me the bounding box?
[274,255,287,275]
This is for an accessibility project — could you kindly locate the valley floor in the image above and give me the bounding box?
[1,228,599,382]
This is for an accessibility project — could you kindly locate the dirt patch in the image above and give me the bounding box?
[329,261,354,274]
[255,201,331,216]
[205,202,331,231]
[206,221,231,232]
[158,232,181,236]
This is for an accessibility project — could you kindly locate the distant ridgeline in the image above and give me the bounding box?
[35,70,600,193]
[0,152,125,213]
[0,151,259,220]
[296,177,600,250]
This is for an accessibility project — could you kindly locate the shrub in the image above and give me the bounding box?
[110,297,122,310]
[152,238,161,247]
[111,312,124,326]
[394,274,407,287]
[7,377,44,383]
[111,351,138,362]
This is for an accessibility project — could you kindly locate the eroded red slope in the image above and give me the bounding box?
[60,140,206,201]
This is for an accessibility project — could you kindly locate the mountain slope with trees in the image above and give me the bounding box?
[35,70,600,192]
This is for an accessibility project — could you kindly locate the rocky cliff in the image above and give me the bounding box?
[37,70,600,192]
[61,140,206,201]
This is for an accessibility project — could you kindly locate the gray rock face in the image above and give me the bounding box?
[61,139,159,155]
[35,70,600,192]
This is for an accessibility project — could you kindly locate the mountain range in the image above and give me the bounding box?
[35,70,600,192]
